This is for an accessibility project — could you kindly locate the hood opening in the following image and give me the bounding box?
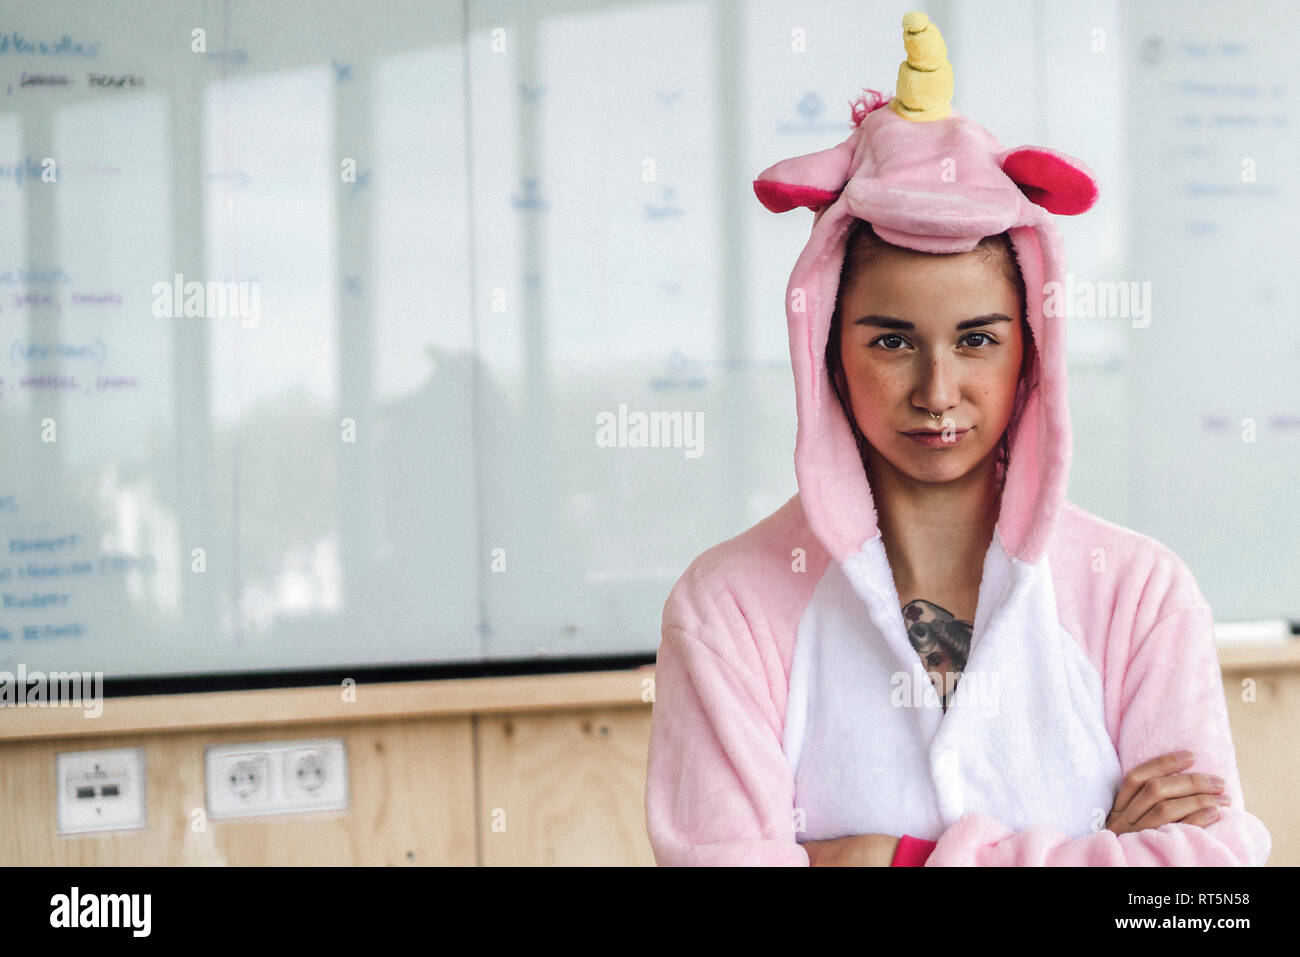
[822,216,1042,528]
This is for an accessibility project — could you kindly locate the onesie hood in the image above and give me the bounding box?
[754,11,1098,565]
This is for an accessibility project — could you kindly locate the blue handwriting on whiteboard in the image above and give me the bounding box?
[0,32,99,57]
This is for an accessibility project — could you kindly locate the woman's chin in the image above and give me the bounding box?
[891,444,989,484]
[863,436,999,486]
[905,464,972,485]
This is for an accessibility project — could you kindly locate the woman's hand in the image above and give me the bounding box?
[1105,750,1230,836]
[803,833,901,866]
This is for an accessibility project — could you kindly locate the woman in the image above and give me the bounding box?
[643,12,1270,867]
[826,223,1027,718]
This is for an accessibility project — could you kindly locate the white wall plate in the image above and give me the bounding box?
[56,747,147,835]
[204,738,348,819]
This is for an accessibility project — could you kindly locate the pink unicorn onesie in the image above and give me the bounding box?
[644,11,1271,866]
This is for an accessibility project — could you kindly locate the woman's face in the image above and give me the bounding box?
[835,242,1025,486]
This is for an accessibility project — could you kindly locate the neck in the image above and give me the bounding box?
[865,448,1002,597]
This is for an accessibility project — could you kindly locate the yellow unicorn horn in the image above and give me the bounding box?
[891,11,954,121]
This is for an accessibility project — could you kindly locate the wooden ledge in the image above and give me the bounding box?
[1216,640,1300,671]
[0,666,658,742]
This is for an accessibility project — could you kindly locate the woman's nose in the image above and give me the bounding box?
[913,353,959,416]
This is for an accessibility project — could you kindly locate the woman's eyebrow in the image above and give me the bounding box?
[852,313,1014,331]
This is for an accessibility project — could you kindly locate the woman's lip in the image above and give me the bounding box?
[903,428,970,447]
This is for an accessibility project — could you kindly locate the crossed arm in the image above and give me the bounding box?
[798,751,1230,866]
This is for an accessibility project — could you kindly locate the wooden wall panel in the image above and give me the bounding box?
[1221,666,1298,868]
[476,707,655,866]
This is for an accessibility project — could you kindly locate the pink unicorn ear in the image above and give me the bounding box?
[753,180,841,213]
[1000,146,1098,215]
[753,138,858,213]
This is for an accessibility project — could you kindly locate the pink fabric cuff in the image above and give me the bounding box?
[890,834,938,867]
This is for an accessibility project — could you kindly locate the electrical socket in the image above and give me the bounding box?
[205,738,347,819]
[285,749,329,797]
[219,753,272,803]
[56,747,147,835]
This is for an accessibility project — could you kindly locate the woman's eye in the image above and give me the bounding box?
[870,334,907,350]
[870,332,998,351]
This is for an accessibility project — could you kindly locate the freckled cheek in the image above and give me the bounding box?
[843,357,903,398]
[968,367,1020,411]
[845,368,907,426]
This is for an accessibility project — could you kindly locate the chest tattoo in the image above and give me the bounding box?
[901,598,973,711]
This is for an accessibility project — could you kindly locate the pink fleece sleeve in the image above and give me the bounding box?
[925,599,1272,866]
[645,623,810,866]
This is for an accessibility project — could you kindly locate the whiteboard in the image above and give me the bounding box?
[0,0,1292,687]
[1120,0,1300,624]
